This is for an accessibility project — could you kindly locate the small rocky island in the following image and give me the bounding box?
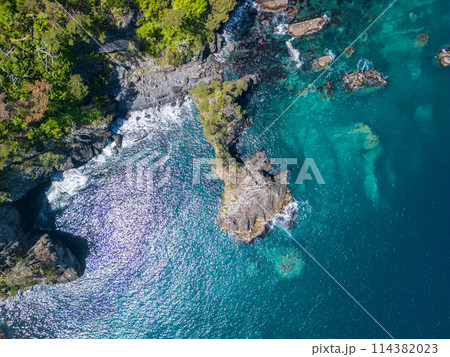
[190,77,292,242]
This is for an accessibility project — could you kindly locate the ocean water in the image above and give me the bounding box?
[1,0,449,338]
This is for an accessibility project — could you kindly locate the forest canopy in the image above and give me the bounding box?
[0,0,237,168]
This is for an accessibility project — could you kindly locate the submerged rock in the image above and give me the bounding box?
[256,0,289,13]
[271,247,305,278]
[288,15,329,38]
[216,151,292,242]
[342,69,387,92]
[437,47,450,67]
[415,33,429,47]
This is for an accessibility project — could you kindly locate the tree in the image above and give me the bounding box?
[0,93,9,122]
[22,79,51,123]
[67,74,88,102]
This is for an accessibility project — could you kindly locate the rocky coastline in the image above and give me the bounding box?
[0,26,225,300]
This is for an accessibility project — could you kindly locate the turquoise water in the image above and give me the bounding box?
[0,0,449,338]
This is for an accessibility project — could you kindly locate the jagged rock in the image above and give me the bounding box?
[0,204,28,269]
[437,47,450,67]
[311,54,332,71]
[345,46,355,56]
[318,80,333,99]
[256,0,289,13]
[217,151,292,242]
[288,15,329,37]
[228,43,236,53]
[342,69,387,92]
[0,233,81,300]
[363,69,388,87]
[112,133,123,149]
[342,72,364,91]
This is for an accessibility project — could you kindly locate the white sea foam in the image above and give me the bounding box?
[357,58,374,72]
[45,102,193,209]
[273,24,288,35]
[286,39,303,68]
[324,49,336,61]
[45,169,89,209]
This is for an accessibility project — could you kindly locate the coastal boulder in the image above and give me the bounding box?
[256,0,289,13]
[342,69,387,92]
[311,54,333,71]
[288,15,329,38]
[437,47,450,67]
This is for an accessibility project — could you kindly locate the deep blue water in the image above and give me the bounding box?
[0,0,449,338]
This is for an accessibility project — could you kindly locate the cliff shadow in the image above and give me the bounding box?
[17,182,90,275]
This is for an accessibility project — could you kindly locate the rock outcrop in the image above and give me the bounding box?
[0,232,81,300]
[437,47,450,67]
[256,0,289,13]
[341,69,387,92]
[191,76,292,242]
[288,15,329,37]
[216,151,292,242]
[112,52,223,111]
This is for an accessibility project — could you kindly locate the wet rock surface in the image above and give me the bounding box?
[0,120,112,203]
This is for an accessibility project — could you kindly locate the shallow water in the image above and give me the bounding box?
[1,0,449,338]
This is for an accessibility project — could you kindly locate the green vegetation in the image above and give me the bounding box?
[0,0,237,174]
[0,0,118,162]
[136,0,237,66]
[190,79,248,159]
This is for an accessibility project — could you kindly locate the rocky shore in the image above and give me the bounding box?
[0,29,225,299]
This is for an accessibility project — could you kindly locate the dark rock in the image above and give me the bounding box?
[0,233,82,300]
[217,33,223,53]
[345,46,355,56]
[112,134,123,149]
